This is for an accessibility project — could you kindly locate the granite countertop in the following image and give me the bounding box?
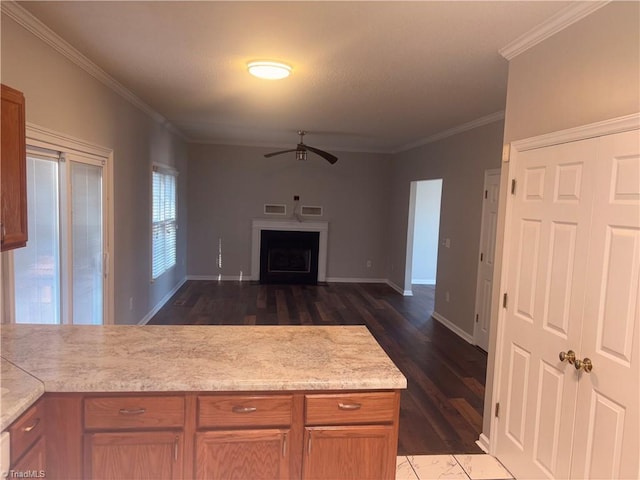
[0,358,45,431]
[1,325,406,428]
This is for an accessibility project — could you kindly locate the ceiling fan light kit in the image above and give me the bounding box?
[247,61,291,80]
[264,131,338,165]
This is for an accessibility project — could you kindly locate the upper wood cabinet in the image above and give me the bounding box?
[1,84,27,251]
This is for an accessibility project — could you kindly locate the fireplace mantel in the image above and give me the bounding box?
[251,219,328,282]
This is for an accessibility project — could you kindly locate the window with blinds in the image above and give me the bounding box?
[152,165,177,280]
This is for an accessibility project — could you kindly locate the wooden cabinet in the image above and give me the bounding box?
[44,390,400,479]
[0,84,27,251]
[83,395,185,480]
[196,429,289,480]
[8,399,46,474]
[85,432,183,480]
[12,436,45,473]
[303,425,395,480]
[195,394,294,480]
[302,392,400,480]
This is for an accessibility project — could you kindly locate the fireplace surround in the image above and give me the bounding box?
[251,219,328,282]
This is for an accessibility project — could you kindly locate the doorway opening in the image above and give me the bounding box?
[405,179,443,296]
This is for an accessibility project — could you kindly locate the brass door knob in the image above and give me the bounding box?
[575,358,593,373]
[559,350,576,364]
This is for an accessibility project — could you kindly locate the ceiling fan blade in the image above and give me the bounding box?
[264,149,298,158]
[305,145,338,164]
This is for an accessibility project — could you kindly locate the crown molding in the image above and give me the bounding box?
[499,1,610,60]
[395,111,505,153]
[1,1,187,141]
[511,112,639,152]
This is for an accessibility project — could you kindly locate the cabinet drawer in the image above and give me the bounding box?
[198,395,292,428]
[84,395,185,430]
[305,392,397,425]
[9,399,45,462]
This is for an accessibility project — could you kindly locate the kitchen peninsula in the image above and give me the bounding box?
[1,325,406,479]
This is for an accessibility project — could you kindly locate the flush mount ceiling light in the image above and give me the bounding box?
[247,61,291,80]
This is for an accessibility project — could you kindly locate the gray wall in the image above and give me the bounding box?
[187,144,392,280]
[389,120,504,335]
[1,13,188,325]
[483,1,640,441]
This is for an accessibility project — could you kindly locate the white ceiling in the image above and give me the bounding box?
[20,1,573,153]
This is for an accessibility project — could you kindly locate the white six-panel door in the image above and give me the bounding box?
[495,126,639,480]
[569,130,639,480]
[474,169,501,351]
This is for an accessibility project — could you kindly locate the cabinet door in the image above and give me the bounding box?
[302,425,395,480]
[12,435,45,474]
[85,432,182,480]
[196,429,289,480]
[0,84,27,251]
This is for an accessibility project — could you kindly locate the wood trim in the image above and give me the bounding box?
[45,394,83,479]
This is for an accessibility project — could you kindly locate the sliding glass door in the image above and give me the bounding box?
[14,154,61,324]
[14,149,106,325]
[70,161,103,324]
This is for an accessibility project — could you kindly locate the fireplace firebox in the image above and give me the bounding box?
[259,230,320,284]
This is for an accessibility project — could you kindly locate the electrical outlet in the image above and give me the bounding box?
[129,297,134,311]
[445,291,450,302]
[366,260,372,268]
[445,238,451,248]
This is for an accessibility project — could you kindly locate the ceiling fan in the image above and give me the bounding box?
[264,131,338,164]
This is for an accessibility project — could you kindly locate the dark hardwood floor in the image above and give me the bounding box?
[149,281,487,455]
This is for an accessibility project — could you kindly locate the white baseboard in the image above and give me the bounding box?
[138,277,187,325]
[431,311,474,344]
[182,276,415,298]
[476,433,490,453]
[411,279,436,285]
[325,277,387,284]
[186,274,250,281]
[387,280,412,296]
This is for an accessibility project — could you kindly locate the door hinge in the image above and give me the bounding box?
[475,313,479,323]
[511,179,516,195]
[502,293,508,308]
[495,402,500,418]
[484,189,488,199]
[480,252,484,262]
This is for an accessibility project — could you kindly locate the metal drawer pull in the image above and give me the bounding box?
[23,418,40,433]
[118,408,146,415]
[231,406,257,414]
[338,402,362,411]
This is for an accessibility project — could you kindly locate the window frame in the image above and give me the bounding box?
[151,163,178,281]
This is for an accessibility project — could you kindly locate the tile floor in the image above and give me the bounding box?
[396,454,514,480]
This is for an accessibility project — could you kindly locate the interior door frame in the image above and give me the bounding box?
[488,112,640,455]
[23,122,115,325]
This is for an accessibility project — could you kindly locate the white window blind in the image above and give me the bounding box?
[152,165,177,280]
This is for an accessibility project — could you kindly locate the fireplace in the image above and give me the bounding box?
[260,230,320,284]
[251,220,329,283]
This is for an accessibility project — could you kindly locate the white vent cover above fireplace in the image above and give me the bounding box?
[264,204,286,215]
[301,206,323,216]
